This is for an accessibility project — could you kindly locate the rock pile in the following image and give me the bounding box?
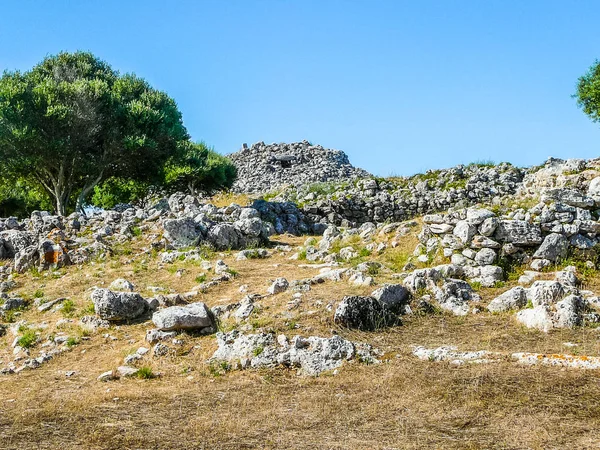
[228,141,370,193]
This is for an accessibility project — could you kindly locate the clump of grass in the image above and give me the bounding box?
[470,281,482,291]
[467,159,496,168]
[136,366,156,379]
[2,310,16,323]
[65,336,79,347]
[61,299,76,316]
[195,274,207,283]
[358,247,372,258]
[298,249,307,260]
[384,250,411,272]
[131,226,142,237]
[82,302,96,315]
[367,265,380,276]
[33,289,45,298]
[253,346,264,356]
[17,329,38,349]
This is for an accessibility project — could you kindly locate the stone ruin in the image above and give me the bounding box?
[228,140,371,193]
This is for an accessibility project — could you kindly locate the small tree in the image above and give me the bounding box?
[0,51,189,215]
[165,141,237,196]
[575,59,600,123]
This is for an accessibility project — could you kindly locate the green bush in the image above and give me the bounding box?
[17,329,38,349]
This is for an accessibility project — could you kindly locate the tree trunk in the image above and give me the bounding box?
[75,174,104,215]
[52,189,69,217]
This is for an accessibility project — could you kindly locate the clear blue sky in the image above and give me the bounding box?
[1,1,599,176]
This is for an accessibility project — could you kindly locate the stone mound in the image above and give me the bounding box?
[228,140,370,193]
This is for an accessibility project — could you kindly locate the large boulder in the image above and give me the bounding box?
[0,230,34,257]
[334,296,400,331]
[91,288,148,321]
[163,217,201,247]
[207,224,240,250]
[588,177,600,203]
[533,233,569,262]
[152,302,216,333]
[494,220,542,246]
[541,188,595,209]
[370,284,410,314]
[487,286,527,313]
[516,306,554,332]
[527,280,565,307]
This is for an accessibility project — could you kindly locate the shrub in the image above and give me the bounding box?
[17,329,38,349]
[136,366,156,379]
[61,299,76,316]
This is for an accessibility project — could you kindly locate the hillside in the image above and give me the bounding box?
[1,152,600,449]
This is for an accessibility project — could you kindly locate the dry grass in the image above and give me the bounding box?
[209,192,253,207]
[2,231,600,449]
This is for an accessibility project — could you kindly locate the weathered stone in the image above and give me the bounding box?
[268,277,289,295]
[152,302,215,332]
[533,233,569,262]
[334,296,400,331]
[370,284,410,315]
[541,188,595,209]
[91,289,148,321]
[494,220,542,246]
[487,287,527,313]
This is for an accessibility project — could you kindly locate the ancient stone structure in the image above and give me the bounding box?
[228,140,370,193]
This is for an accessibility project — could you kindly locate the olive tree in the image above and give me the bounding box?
[164,141,237,196]
[0,51,189,215]
[575,59,600,123]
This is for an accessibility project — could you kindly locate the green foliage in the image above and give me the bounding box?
[358,247,372,258]
[252,346,264,356]
[0,51,189,215]
[17,329,37,348]
[2,310,16,323]
[0,178,52,217]
[366,264,380,276]
[195,274,207,283]
[136,366,156,379]
[91,177,155,209]
[65,336,79,347]
[61,299,76,316]
[164,141,237,195]
[467,159,496,168]
[82,302,96,315]
[33,289,45,298]
[575,59,600,123]
[470,281,482,291]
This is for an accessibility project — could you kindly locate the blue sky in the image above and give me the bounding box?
[1,1,599,176]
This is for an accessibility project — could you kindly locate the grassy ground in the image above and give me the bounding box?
[1,232,600,449]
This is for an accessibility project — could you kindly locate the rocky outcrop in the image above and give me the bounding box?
[211,330,379,376]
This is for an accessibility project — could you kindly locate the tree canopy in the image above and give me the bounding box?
[0,51,189,215]
[575,59,600,123]
[165,141,237,196]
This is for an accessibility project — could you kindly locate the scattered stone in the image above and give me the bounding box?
[91,288,148,321]
[152,302,216,333]
[267,277,289,295]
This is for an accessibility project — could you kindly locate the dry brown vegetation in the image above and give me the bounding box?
[1,231,600,449]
